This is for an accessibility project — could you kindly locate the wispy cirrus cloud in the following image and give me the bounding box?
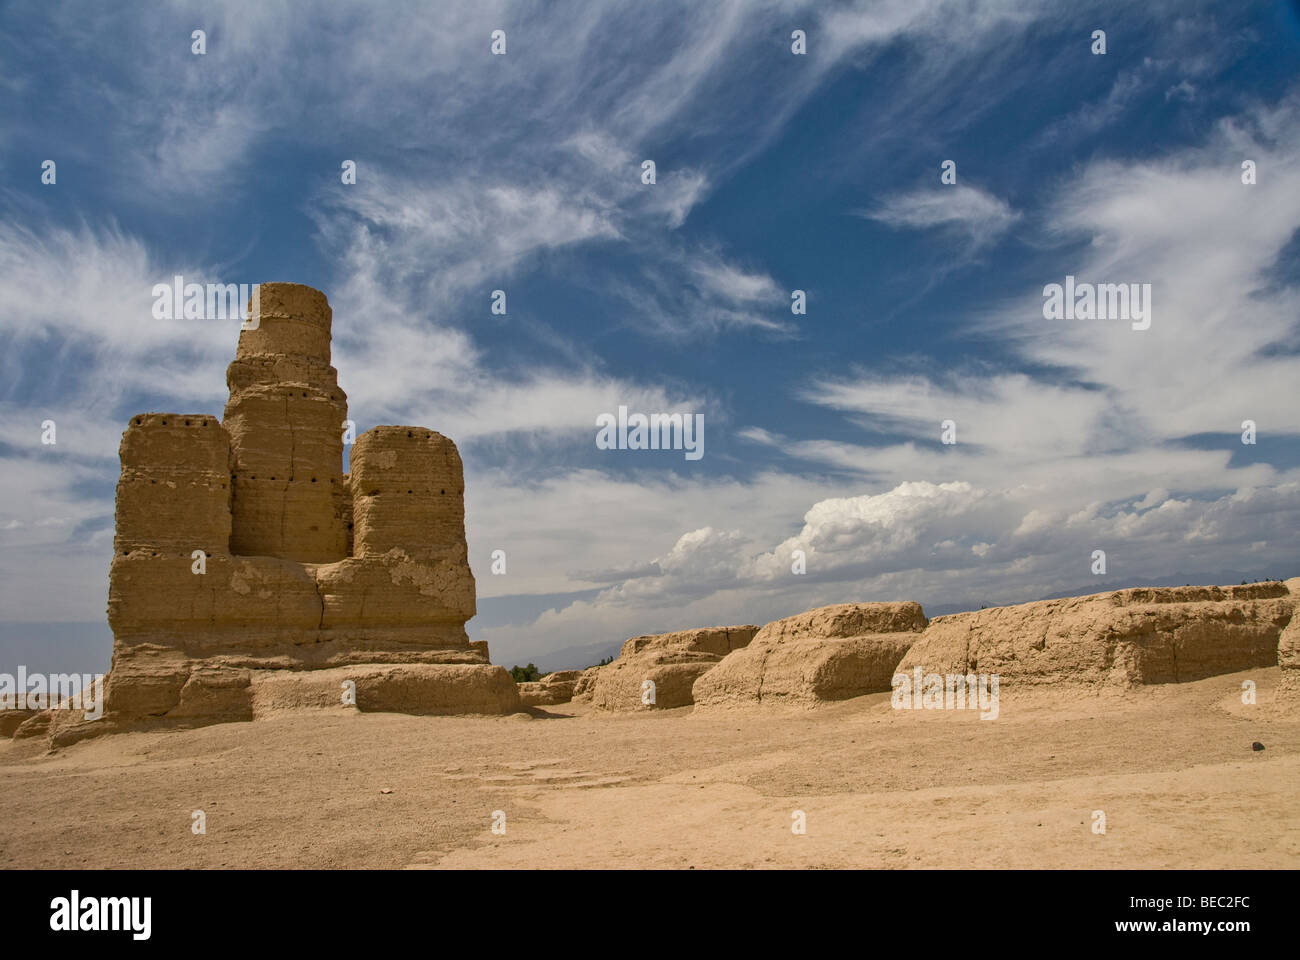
[858,184,1020,249]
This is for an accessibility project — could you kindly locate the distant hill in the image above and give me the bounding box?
[509,638,623,673]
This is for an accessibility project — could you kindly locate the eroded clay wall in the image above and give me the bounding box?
[350,427,469,565]
[223,283,348,562]
[113,413,232,555]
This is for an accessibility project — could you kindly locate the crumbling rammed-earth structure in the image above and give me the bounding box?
[103,283,519,726]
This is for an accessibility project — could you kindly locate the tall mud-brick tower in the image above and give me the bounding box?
[88,282,519,743]
[224,284,350,562]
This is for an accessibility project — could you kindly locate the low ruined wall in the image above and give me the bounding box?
[589,625,759,711]
[897,583,1294,688]
[693,603,925,709]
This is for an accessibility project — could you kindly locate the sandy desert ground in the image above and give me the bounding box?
[1,667,1296,870]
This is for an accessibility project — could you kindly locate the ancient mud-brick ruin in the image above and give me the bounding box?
[103,283,518,727]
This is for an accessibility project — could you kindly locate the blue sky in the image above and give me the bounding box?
[1,0,1298,672]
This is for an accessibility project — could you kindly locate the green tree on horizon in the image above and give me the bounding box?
[509,663,542,683]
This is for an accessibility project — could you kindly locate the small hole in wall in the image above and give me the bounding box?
[302,392,307,397]
[440,489,445,495]
[407,431,412,438]
[161,420,167,425]
[407,490,412,494]
[134,418,141,425]
[311,478,317,483]
[368,490,379,496]
[185,419,191,426]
